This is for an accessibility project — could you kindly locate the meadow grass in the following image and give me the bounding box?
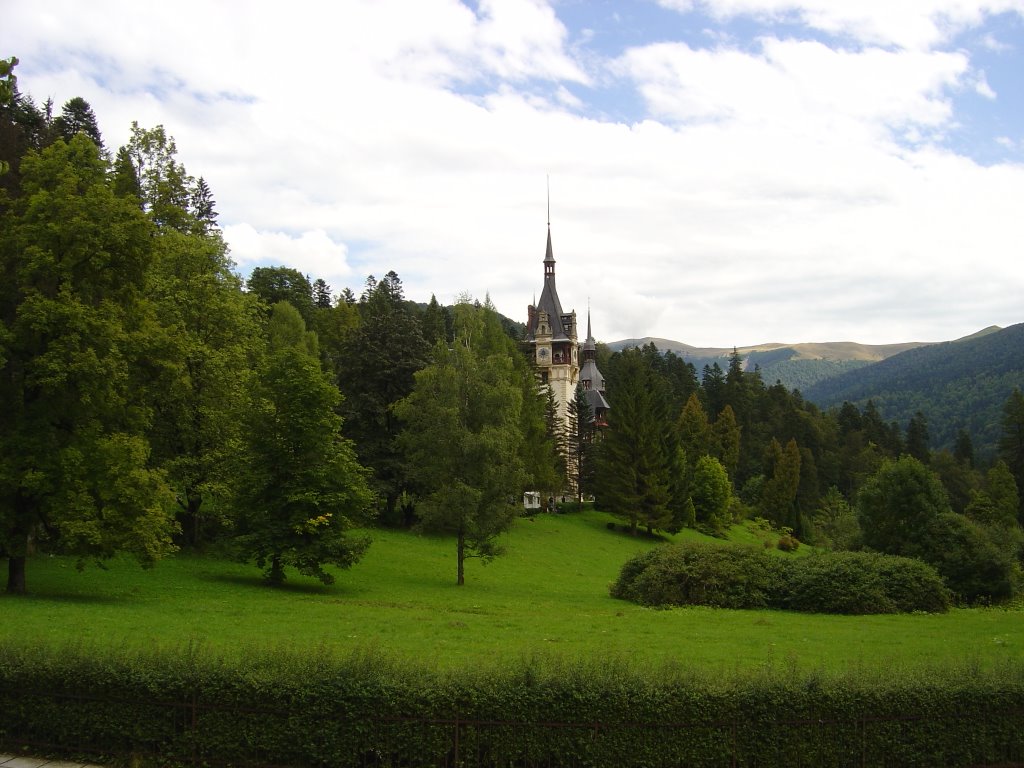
[2,508,1020,674]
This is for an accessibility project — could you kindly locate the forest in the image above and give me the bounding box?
[2,57,1023,608]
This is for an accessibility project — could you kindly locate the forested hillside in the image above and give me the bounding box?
[804,323,1024,456]
[608,337,926,391]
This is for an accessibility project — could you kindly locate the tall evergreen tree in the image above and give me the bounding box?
[953,428,975,467]
[999,388,1024,522]
[594,349,673,534]
[905,411,931,463]
[421,294,450,346]
[311,278,332,309]
[339,272,429,524]
[677,393,710,465]
[710,404,741,480]
[761,438,802,530]
[52,96,103,151]
[190,176,218,234]
[567,383,596,507]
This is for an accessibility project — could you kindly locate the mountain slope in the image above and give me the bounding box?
[803,323,1024,456]
[607,337,933,391]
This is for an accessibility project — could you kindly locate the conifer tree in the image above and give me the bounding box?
[338,272,429,524]
[711,404,741,479]
[567,383,596,507]
[999,389,1024,522]
[594,349,672,534]
[906,411,931,463]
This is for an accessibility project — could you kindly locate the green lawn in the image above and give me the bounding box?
[3,509,1020,674]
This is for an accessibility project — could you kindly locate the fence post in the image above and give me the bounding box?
[191,691,199,768]
[453,713,459,767]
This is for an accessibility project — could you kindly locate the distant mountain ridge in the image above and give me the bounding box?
[802,323,1024,456]
[606,336,937,392]
[608,336,932,362]
[607,327,1006,393]
[607,325,1022,457]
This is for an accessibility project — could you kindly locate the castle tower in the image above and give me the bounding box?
[579,311,610,427]
[526,224,578,429]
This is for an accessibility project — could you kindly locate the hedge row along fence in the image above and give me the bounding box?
[2,641,1023,767]
[611,544,952,614]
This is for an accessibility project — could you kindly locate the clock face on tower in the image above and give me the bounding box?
[538,348,550,361]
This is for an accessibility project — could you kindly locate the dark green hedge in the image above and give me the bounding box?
[1,641,1022,767]
[612,543,951,614]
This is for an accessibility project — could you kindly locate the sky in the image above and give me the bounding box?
[5,0,1024,347]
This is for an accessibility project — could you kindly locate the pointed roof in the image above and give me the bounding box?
[580,309,608,407]
[530,225,571,340]
[583,311,596,353]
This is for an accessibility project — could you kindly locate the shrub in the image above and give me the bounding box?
[776,534,799,552]
[780,552,950,614]
[915,512,1016,603]
[1,641,1023,768]
[611,543,950,614]
[610,542,787,609]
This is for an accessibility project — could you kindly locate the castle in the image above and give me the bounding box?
[525,224,609,432]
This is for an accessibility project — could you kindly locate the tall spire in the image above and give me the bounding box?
[544,176,555,278]
[546,174,550,228]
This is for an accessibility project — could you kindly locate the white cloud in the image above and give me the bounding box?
[973,70,998,98]
[6,0,1024,347]
[223,225,354,290]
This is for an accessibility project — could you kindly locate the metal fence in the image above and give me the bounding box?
[3,688,1023,767]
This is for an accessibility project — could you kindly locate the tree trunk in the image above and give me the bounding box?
[6,555,26,594]
[457,528,465,586]
[268,555,285,585]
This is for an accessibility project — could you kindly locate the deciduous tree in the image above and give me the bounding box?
[396,301,529,585]
[1,135,177,593]
[233,303,373,585]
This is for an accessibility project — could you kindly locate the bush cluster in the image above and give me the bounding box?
[611,543,951,614]
[1,641,1022,768]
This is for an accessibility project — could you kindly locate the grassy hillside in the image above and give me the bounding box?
[5,510,1020,673]
[804,323,1024,456]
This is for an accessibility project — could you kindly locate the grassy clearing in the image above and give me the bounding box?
[3,508,1020,673]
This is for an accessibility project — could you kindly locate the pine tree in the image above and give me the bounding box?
[190,176,218,234]
[906,411,930,463]
[710,404,741,479]
[594,349,672,534]
[53,96,104,150]
[567,383,596,507]
[339,272,429,524]
[311,278,333,309]
[421,294,450,346]
[999,389,1024,522]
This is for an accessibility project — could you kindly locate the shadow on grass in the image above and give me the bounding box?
[201,571,350,596]
[1,591,122,605]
